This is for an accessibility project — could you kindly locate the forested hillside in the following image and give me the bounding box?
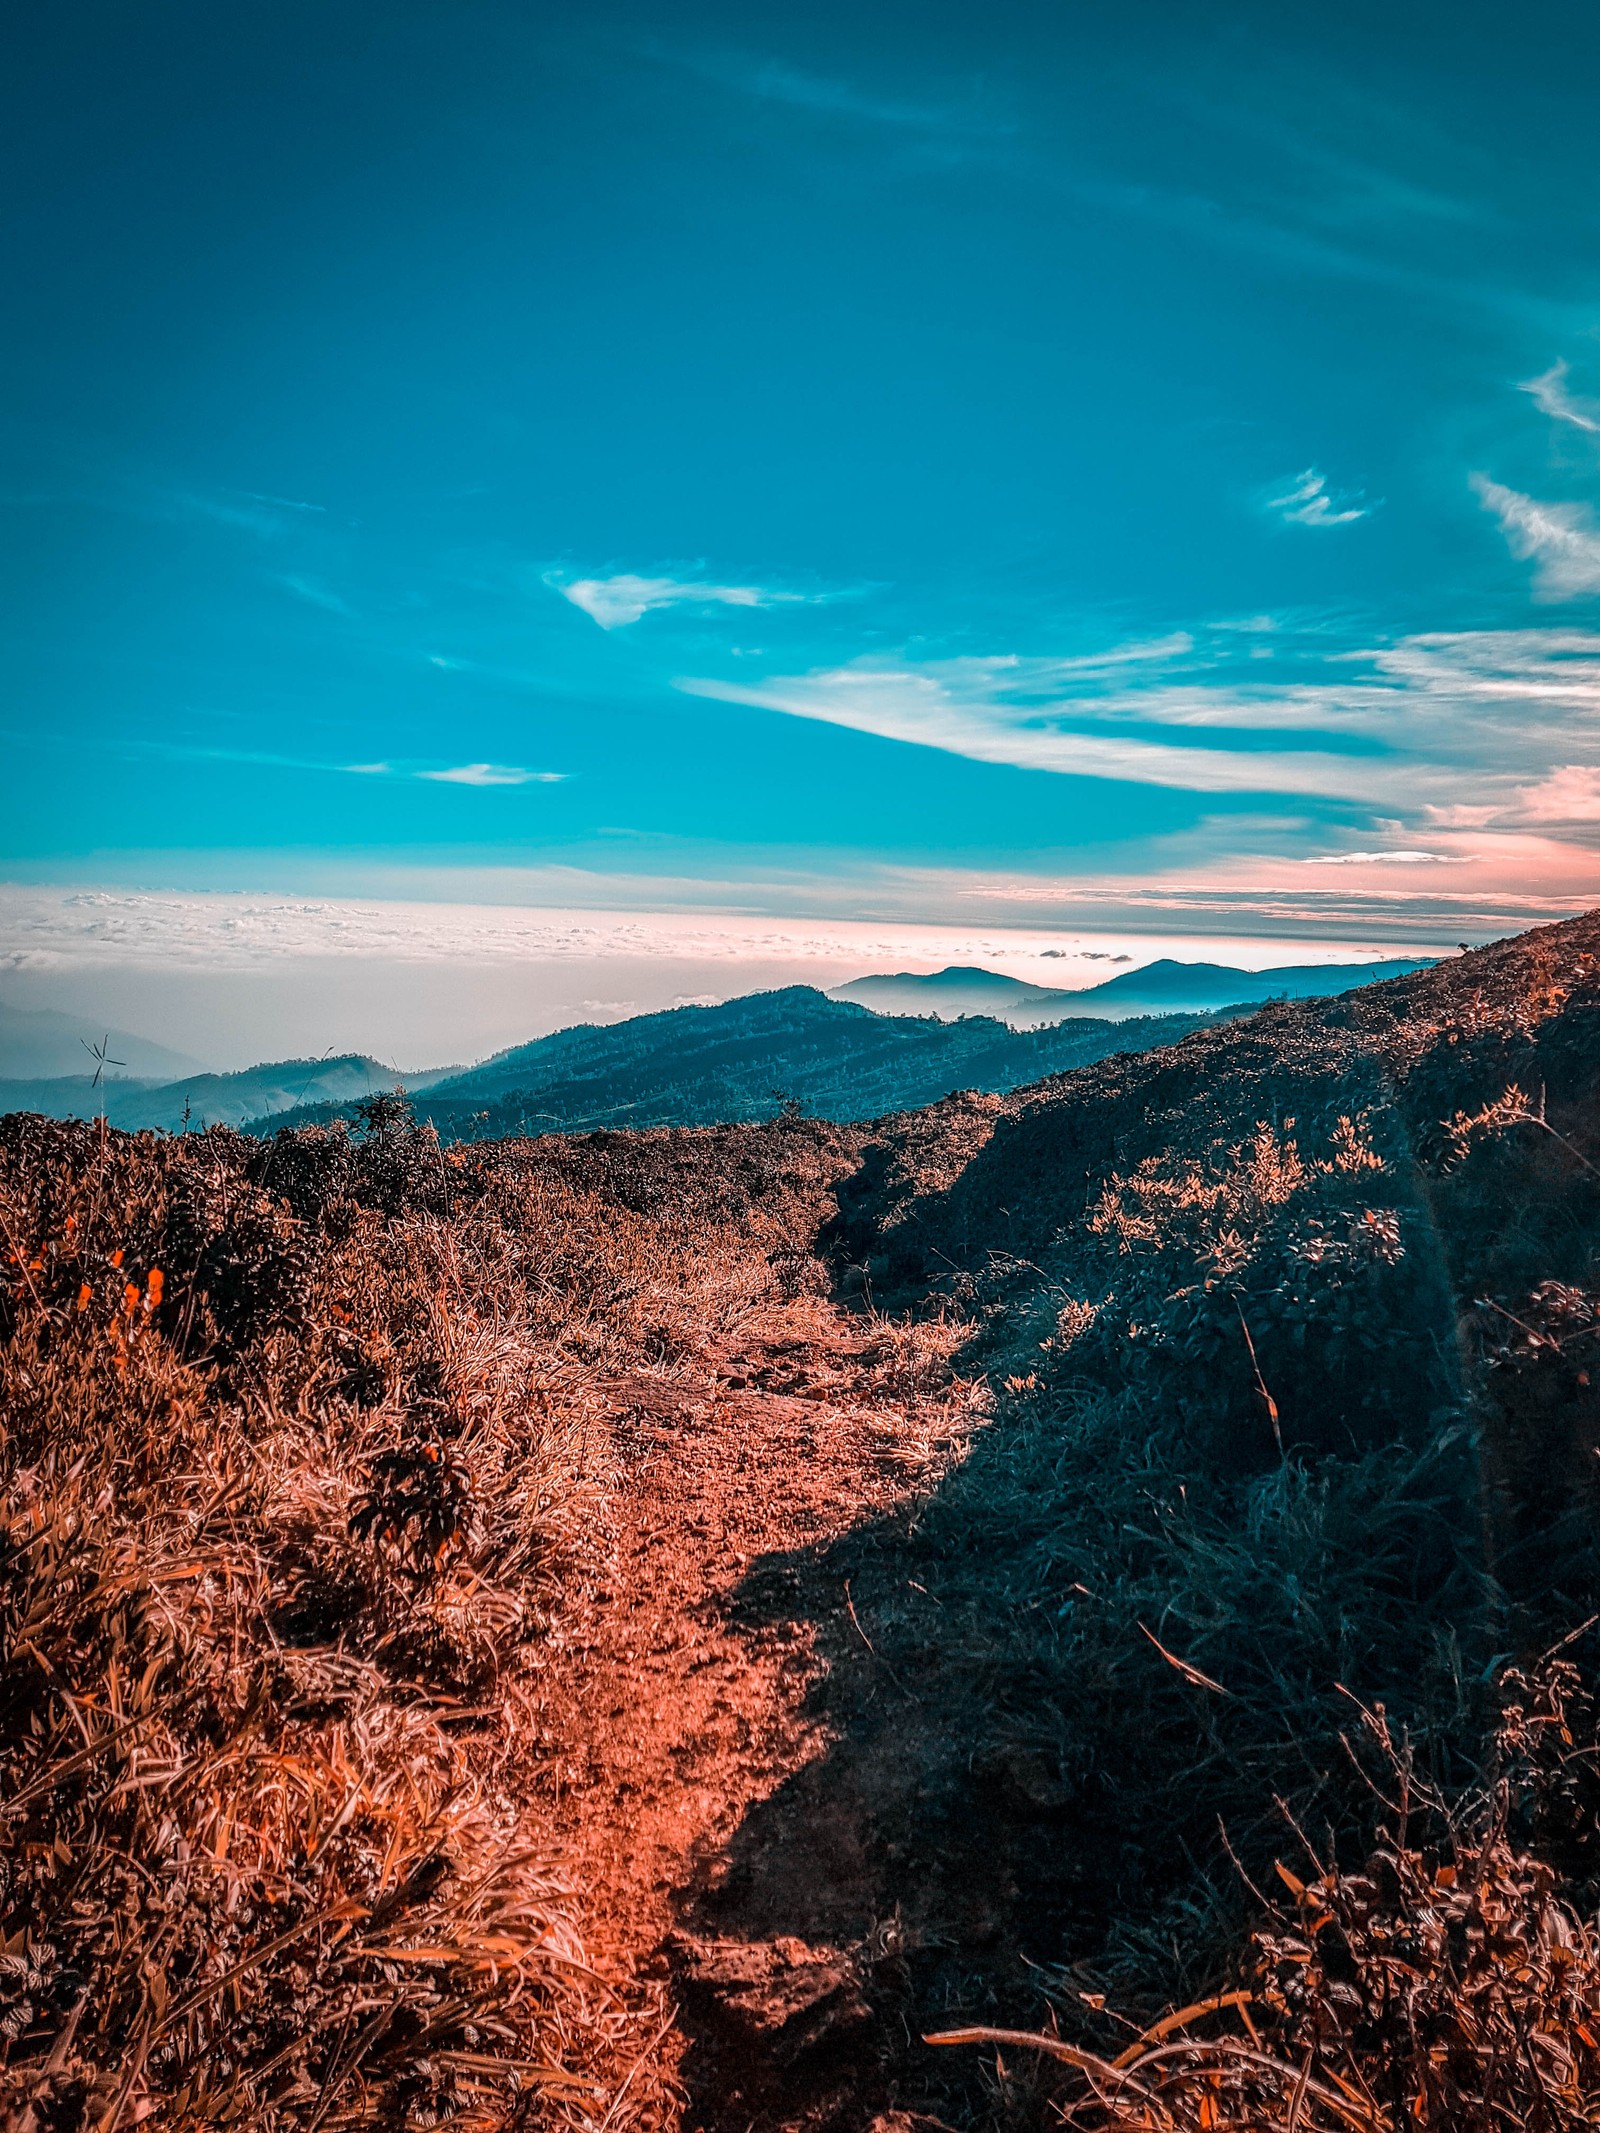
[259,986,1219,1138]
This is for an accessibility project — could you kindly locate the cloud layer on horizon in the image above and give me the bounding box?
[0,880,1504,991]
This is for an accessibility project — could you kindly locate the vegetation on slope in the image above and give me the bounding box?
[7,915,1600,2131]
[929,1658,1600,2130]
[257,988,1220,1141]
[0,1099,859,2127]
[784,913,1600,2125]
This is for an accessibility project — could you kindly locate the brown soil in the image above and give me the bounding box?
[524,1292,982,2132]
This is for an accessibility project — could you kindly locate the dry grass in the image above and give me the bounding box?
[0,1107,853,2131]
[858,920,1600,2125]
[11,915,1600,2132]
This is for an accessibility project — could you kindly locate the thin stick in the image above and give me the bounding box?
[843,1577,877,1655]
[0,1208,44,1311]
[596,2007,678,2133]
[1141,1622,1232,1696]
[844,1579,918,1702]
[1237,1302,1283,1455]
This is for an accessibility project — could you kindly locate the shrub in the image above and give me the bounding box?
[931,1652,1600,2130]
[1062,1111,1450,1461]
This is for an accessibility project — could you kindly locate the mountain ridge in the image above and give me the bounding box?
[252,984,1228,1139]
[0,954,1442,1139]
[0,998,207,1081]
[831,953,1436,1025]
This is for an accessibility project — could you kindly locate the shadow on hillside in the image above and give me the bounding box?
[666,1058,1589,2130]
[667,1389,1096,2133]
[669,1370,1495,2131]
[667,943,1600,2128]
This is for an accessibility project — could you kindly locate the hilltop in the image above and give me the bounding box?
[5,911,1600,2131]
[0,954,1434,1141]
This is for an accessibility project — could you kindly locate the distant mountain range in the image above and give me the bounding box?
[830,955,1436,1025]
[0,1000,206,1081]
[0,1052,460,1134]
[254,988,1226,1138]
[0,952,1439,1139]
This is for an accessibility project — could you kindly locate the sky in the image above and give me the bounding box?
[6,1,1600,1062]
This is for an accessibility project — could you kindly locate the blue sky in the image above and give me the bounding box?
[6,0,1600,993]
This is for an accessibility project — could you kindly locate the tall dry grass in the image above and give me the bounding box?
[1,1104,819,2129]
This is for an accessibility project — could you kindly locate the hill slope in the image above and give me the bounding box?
[702,908,1600,2115]
[7,914,1600,2132]
[257,985,1222,1138]
[0,1052,430,1132]
[0,998,205,1080]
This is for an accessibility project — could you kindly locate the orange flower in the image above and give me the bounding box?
[76,1283,92,1312]
[146,1268,164,1308]
[123,1282,140,1315]
[111,1249,124,1268]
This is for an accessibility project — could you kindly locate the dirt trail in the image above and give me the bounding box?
[529,1293,975,2131]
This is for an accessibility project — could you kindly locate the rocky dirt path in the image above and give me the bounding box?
[526,1294,978,2132]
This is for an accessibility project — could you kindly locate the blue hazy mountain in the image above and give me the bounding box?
[830,956,1436,1026]
[0,999,207,1082]
[2,956,1436,1143]
[0,1053,459,1133]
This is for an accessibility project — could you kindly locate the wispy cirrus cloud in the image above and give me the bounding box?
[678,654,1375,798]
[669,45,1012,143]
[158,746,567,788]
[241,490,326,515]
[715,58,959,130]
[350,761,565,787]
[1471,474,1600,599]
[1305,848,1453,865]
[1520,359,1600,435]
[155,484,332,540]
[169,488,296,540]
[1515,764,1600,822]
[547,570,820,631]
[1266,468,1371,527]
[678,624,1600,837]
[418,763,562,787]
[277,573,350,615]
